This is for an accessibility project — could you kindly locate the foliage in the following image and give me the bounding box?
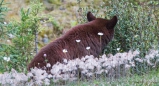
[0,0,44,72]
[103,0,159,74]
[0,0,8,38]
[77,0,159,56]
[104,0,159,56]
[0,0,159,85]
[48,0,61,5]
[76,0,159,74]
[0,0,65,73]
[66,69,159,86]
[0,0,10,73]
[0,50,159,85]
[37,15,64,48]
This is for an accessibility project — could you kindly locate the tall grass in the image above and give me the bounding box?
[66,70,159,86]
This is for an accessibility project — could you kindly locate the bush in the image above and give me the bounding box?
[104,0,159,56]
[0,0,65,73]
[76,0,159,74]
[0,0,10,72]
[77,0,159,56]
[0,0,44,72]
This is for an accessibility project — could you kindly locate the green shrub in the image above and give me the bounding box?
[0,0,65,73]
[0,0,44,72]
[77,0,159,74]
[104,0,159,56]
[0,0,10,73]
[77,0,159,56]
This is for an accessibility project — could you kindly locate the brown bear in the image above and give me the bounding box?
[28,12,118,70]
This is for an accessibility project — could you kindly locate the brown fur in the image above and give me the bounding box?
[28,12,118,70]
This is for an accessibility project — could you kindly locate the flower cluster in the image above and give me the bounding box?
[50,50,139,81]
[134,49,159,67]
[0,69,28,86]
[0,49,159,86]
[27,67,51,85]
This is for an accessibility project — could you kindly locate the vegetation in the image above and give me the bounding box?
[0,0,10,73]
[77,0,159,74]
[0,51,159,85]
[77,0,159,55]
[66,70,159,86]
[0,0,159,85]
[0,0,44,72]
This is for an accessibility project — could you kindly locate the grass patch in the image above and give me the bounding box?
[63,70,159,86]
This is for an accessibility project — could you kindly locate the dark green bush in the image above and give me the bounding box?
[0,0,10,73]
[104,0,159,56]
[77,0,159,74]
[77,0,159,56]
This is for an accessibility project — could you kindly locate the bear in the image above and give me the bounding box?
[28,12,118,70]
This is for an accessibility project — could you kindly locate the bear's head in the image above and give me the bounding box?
[87,11,117,39]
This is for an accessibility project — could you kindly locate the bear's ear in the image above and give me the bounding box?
[107,16,118,29]
[87,12,96,22]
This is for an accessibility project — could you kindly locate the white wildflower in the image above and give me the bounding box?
[147,60,154,66]
[63,49,68,53]
[81,69,88,74]
[125,64,131,68]
[86,63,94,70]
[78,61,85,69]
[86,72,93,77]
[86,46,90,50]
[117,48,120,51]
[62,74,70,81]
[51,63,63,74]
[33,50,141,82]
[44,78,50,85]
[104,70,108,73]
[96,69,104,74]
[8,34,15,38]
[156,54,159,57]
[7,40,11,43]
[3,57,10,62]
[133,50,140,55]
[47,74,53,78]
[0,69,28,85]
[145,54,153,60]
[63,59,68,63]
[46,63,51,67]
[30,67,48,84]
[129,61,135,67]
[4,22,7,24]
[43,54,47,57]
[135,58,143,63]
[27,72,33,78]
[111,60,118,68]
[98,32,104,36]
[81,57,86,61]
[75,39,81,43]
[134,35,138,38]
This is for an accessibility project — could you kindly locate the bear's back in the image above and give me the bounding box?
[27,12,117,70]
